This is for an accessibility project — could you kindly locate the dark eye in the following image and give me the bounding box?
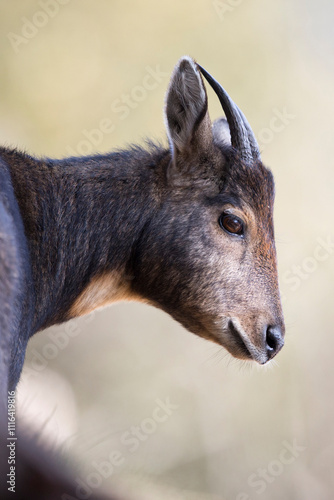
[219,212,244,236]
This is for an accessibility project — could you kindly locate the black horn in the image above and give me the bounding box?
[198,64,260,163]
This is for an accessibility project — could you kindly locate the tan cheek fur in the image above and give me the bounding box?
[68,272,143,318]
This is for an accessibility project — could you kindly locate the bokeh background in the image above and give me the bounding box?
[1,1,334,498]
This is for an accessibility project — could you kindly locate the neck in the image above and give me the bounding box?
[4,144,169,333]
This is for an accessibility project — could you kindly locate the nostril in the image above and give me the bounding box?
[266,325,284,357]
[266,327,277,351]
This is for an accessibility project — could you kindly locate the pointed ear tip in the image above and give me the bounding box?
[176,55,198,72]
[213,117,228,125]
[213,117,230,132]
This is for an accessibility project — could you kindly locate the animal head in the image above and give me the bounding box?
[131,56,284,364]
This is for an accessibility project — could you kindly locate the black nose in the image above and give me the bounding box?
[265,325,284,359]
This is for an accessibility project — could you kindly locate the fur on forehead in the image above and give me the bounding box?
[219,147,275,213]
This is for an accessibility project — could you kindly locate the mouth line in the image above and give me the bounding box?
[192,315,272,365]
[227,319,253,359]
[224,316,271,365]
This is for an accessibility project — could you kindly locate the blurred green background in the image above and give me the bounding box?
[1,1,334,498]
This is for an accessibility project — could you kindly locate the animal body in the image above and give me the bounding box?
[0,56,285,496]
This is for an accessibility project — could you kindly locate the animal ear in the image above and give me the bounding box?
[212,117,231,146]
[165,56,212,161]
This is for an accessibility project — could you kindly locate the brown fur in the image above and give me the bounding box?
[0,55,286,497]
[1,56,285,394]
